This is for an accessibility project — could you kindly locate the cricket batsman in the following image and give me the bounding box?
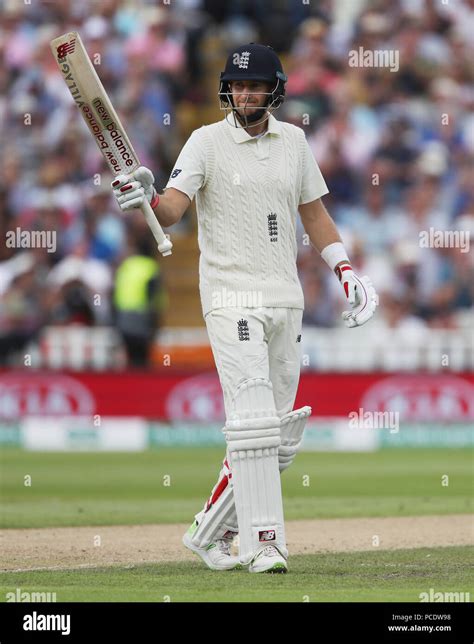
[112,44,378,573]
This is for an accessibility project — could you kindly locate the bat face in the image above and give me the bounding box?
[50,32,140,176]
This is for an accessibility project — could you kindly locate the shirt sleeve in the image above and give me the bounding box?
[165,128,206,201]
[299,131,329,205]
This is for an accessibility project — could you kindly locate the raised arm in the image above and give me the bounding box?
[112,167,191,228]
[153,187,191,228]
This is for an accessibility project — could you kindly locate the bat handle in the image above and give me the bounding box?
[141,200,173,256]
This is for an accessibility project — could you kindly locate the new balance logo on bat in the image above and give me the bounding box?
[259,530,276,542]
[56,39,76,59]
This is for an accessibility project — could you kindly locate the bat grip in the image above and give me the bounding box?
[141,200,173,256]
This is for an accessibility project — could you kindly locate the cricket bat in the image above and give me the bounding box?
[50,32,173,256]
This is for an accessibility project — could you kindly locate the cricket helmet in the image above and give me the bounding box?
[218,43,287,122]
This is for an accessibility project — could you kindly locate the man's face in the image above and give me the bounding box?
[229,80,271,119]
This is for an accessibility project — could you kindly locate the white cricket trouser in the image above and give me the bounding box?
[195,307,303,541]
[206,307,303,418]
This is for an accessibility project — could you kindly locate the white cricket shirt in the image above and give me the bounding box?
[165,113,328,316]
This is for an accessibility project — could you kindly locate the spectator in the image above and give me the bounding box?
[113,226,167,368]
[0,253,43,365]
[0,0,472,368]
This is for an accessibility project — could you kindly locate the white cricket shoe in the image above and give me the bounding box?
[248,545,288,574]
[182,522,241,571]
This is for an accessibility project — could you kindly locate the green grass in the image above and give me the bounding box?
[1,449,472,604]
[1,449,472,528]
[1,547,472,602]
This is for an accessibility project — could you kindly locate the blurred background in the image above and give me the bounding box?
[0,0,472,451]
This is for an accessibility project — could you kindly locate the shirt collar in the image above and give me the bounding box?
[225,112,282,143]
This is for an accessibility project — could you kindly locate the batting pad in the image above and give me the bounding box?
[190,451,239,548]
[278,406,312,472]
[225,378,287,564]
[191,405,312,547]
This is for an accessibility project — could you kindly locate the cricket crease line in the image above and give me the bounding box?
[0,562,137,574]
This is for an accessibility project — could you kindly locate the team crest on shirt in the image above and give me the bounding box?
[268,212,278,242]
[171,168,182,179]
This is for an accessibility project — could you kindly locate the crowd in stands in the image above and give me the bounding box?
[1,0,472,365]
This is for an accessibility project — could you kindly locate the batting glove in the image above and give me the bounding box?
[111,166,160,212]
[336,261,379,328]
